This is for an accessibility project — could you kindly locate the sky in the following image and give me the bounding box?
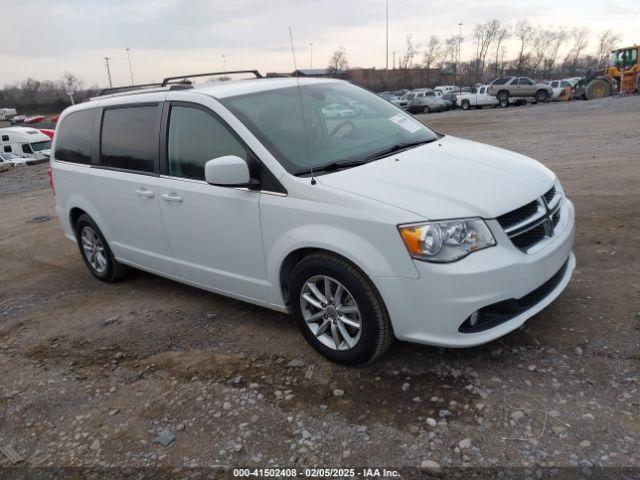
[1,0,638,88]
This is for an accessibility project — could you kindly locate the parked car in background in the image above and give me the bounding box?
[456,85,498,110]
[488,76,553,106]
[51,75,575,365]
[0,151,28,166]
[1,127,52,160]
[24,115,46,124]
[547,80,573,100]
[434,85,458,94]
[406,90,448,113]
[10,115,26,125]
[440,92,458,108]
[432,90,454,109]
[378,92,408,109]
[321,103,356,119]
[0,108,18,121]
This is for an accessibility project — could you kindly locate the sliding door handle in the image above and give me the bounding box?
[161,193,183,203]
[135,188,154,199]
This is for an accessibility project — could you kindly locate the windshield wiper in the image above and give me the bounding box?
[362,138,437,162]
[294,159,369,176]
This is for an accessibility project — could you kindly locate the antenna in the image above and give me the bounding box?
[289,26,316,185]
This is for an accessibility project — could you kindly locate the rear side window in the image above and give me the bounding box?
[492,77,512,85]
[101,105,159,173]
[167,105,249,180]
[3,145,11,153]
[1,135,8,141]
[55,109,97,164]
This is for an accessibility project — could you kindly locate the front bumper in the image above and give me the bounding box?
[374,199,576,347]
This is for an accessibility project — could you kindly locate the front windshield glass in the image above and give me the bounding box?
[222,82,438,174]
[31,140,52,151]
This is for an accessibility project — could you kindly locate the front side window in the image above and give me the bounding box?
[167,105,249,180]
[518,78,533,85]
[101,105,159,173]
[221,82,438,175]
[22,144,33,154]
[55,109,96,164]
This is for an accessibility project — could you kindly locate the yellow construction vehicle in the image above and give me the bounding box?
[576,45,639,99]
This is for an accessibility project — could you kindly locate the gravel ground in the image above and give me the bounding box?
[1,96,639,478]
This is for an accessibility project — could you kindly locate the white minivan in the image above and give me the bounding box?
[51,73,575,365]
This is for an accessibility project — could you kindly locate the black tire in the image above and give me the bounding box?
[75,214,127,282]
[535,89,549,102]
[585,78,611,100]
[497,90,509,102]
[422,106,430,114]
[461,100,471,110]
[499,98,509,108]
[289,252,393,365]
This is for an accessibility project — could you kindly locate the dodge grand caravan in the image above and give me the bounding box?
[51,72,575,365]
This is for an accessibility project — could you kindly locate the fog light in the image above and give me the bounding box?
[469,311,480,327]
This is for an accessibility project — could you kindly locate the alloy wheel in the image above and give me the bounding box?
[80,226,107,274]
[300,275,362,351]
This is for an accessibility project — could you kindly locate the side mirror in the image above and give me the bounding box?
[204,155,252,187]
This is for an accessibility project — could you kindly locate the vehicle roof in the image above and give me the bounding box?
[86,76,342,106]
[0,126,50,141]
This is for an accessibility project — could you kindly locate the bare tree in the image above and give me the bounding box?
[514,19,536,75]
[596,29,621,69]
[493,26,509,76]
[439,36,458,70]
[327,47,349,73]
[61,72,83,92]
[530,29,555,78]
[422,35,441,69]
[543,27,568,77]
[399,34,420,69]
[564,27,589,74]
[499,45,508,76]
[473,19,501,82]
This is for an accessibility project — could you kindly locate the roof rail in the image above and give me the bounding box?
[97,83,162,96]
[161,70,262,86]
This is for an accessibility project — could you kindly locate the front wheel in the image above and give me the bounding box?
[499,98,509,108]
[535,89,549,102]
[422,106,430,114]
[289,253,393,365]
[461,100,471,110]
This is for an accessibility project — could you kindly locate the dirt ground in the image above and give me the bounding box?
[1,97,639,477]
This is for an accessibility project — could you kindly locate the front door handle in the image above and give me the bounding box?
[136,188,155,199]
[161,193,183,203]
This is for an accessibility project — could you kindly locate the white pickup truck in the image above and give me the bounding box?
[456,86,498,110]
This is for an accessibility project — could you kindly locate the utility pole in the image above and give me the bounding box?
[126,48,134,85]
[385,0,389,71]
[104,57,113,88]
[310,43,314,69]
[457,23,463,79]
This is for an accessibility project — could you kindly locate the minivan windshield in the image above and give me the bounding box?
[221,82,439,175]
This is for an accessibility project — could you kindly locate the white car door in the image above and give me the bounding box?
[156,97,270,301]
[91,100,177,275]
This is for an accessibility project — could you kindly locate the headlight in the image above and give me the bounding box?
[398,218,496,263]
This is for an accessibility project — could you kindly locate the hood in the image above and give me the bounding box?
[317,135,556,219]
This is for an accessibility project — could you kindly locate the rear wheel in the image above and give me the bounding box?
[75,214,127,282]
[461,100,471,110]
[585,78,611,100]
[289,253,393,365]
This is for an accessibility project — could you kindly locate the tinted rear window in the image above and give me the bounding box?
[492,77,512,85]
[100,105,159,173]
[55,109,97,164]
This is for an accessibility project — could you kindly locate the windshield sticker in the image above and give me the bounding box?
[389,114,422,133]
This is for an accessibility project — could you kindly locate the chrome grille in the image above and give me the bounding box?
[498,186,562,253]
